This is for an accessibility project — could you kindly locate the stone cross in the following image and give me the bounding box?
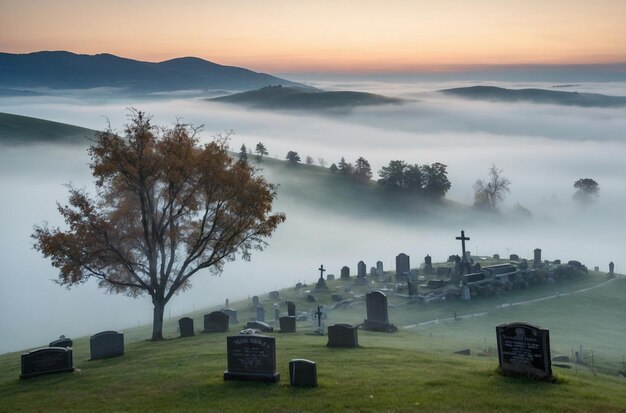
[456,230,472,275]
[315,306,323,328]
[318,265,326,281]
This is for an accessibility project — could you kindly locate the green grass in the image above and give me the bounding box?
[2,269,626,412]
[0,112,95,145]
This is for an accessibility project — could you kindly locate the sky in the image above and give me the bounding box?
[1,0,626,73]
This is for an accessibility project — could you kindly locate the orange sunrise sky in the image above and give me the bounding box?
[1,0,625,73]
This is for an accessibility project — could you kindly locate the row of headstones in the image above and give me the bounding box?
[20,331,124,379]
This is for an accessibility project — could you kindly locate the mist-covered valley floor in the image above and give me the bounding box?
[0,79,625,355]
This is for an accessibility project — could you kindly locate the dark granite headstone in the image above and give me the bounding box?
[279,316,296,333]
[340,266,351,280]
[246,321,273,332]
[376,261,384,276]
[90,331,124,360]
[609,261,614,275]
[326,274,335,281]
[395,253,410,278]
[327,323,359,348]
[269,291,280,300]
[221,308,239,324]
[289,359,317,387]
[493,254,500,260]
[204,311,229,333]
[533,249,542,268]
[424,255,434,273]
[224,335,280,382]
[20,347,74,379]
[357,261,367,278]
[49,337,73,348]
[252,295,259,308]
[363,290,397,332]
[178,317,194,337]
[287,301,296,317]
[496,322,552,380]
[509,254,519,261]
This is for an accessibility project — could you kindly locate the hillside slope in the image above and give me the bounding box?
[0,112,95,145]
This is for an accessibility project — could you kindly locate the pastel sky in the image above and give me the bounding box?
[1,0,625,72]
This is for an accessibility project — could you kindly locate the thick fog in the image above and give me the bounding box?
[1,79,625,354]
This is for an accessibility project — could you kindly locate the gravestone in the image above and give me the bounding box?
[316,264,328,289]
[221,308,239,324]
[395,253,410,278]
[178,317,194,337]
[49,336,72,348]
[509,254,519,261]
[327,324,359,347]
[327,274,335,281]
[289,359,317,387]
[357,261,367,278]
[287,301,296,317]
[269,291,280,300]
[363,290,397,332]
[90,331,124,360]
[340,266,351,280]
[493,254,500,260]
[204,311,229,333]
[245,321,273,332]
[533,248,542,268]
[460,285,471,300]
[609,261,615,275]
[256,305,266,322]
[464,272,486,283]
[225,298,229,307]
[424,255,434,273]
[496,322,552,380]
[279,316,296,333]
[594,266,599,272]
[370,267,377,277]
[252,295,259,308]
[376,261,384,276]
[274,308,280,321]
[20,347,74,379]
[224,335,280,382]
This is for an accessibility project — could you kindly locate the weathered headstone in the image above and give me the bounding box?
[424,255,434,273]
[287,301,296,317]
[49,336,72,348]
[252,295,259,308]
[363,290,397,332]
[370,267,377,277]
[204,311,229,333]
[269,290,280,300]
[493,253,500,260]
[90,331,124,360]
[279,316,296,333]
[326,274,335,281]
[327,324,359,347]
[245,321,273,332]
[256,305,266,322]
[509,254,519,261]
[20,347,74,379]
[395,253,410,279]
[533,249,542,268]
[496,322,552,380]
[289,359,317,387]
[460,285,471,300]
[316,264,328,289]
[609,261,615,275]
[340,266,351,280]
[357,261,367,278]
[178,317,194,337]
[274,308,280,321]
[376,261,384,276]
[221,308,239,324]
[224,335,280,382]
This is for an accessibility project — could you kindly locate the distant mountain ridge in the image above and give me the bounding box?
[0,51,309,92]
[211,85,403,110]
[440,86,626,107]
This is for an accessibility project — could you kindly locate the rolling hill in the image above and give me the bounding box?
[0,51,309,93]
[440,85,626,107]
[210,85,403,110]
[0,112,95,145]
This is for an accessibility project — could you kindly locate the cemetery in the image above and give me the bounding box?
[2,233,626,411]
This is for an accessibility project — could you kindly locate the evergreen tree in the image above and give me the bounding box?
[239,144,248,162]
[378,160,407,191]
[403,164,423,194]
[353,157,373,183]
[255,142,268,161]
[329,163,338,173]
[286,151,301,164]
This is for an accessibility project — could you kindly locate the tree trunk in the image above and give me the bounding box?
[151,296,165,341]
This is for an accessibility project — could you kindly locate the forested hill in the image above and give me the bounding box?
[0,51,309,92]
[440,86,626,107]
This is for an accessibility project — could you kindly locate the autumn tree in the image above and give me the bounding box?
[32,110,285,341]
[473,164,511,211]
[573,178,599,205]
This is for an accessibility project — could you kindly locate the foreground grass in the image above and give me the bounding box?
[2,330,626,413]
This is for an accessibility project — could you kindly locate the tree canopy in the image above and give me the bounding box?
[573,178,599,205]
[286,150,301,164]
[473,164,511,211]
[32,110,285,340]
[378,160,451,198]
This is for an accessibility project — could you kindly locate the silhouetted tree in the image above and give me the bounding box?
[403,164,423,194]
[239,143,248,162]
[338,157,354,176]
[306,155,314,165]
[378,160,407,191]
[573,178,599,205]
[32,110,285,341]
[286,151,301,164]
[473,164,510,210]
[421,162,451,198]
[255,142,268,161]
[353,157,373,183]
[318,157,327,167]
[329,163,338,173]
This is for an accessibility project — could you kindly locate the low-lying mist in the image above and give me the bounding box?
[1,79,624,354]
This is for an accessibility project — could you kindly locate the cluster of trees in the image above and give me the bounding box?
[329,157,373,184]
[239,142,268,162]
[377,160,451,198]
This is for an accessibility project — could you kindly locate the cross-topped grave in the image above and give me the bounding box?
[314,305,324,335]
[456,230,472,275]
[316,264,328,289]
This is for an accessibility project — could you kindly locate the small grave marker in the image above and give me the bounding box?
[289,359,317,387]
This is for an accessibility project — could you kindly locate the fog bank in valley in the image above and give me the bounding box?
[1,79,624,354]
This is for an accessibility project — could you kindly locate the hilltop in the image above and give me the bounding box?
[211,85,403,111]
[0,51,310,93]
[0,112,95,145]
[440,85,626,107]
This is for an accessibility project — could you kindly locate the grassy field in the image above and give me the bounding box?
[2,266,625,412]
